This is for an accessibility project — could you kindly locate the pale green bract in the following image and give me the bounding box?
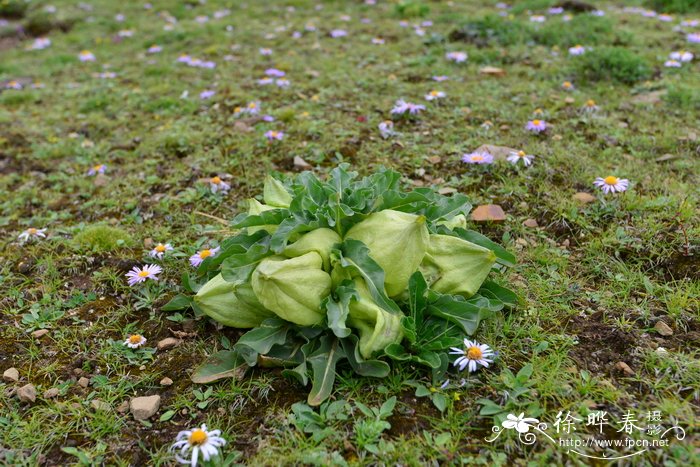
[251,253,332,326]
[344,210,429,297]
[421,234,497,297]
[171,165,518,406]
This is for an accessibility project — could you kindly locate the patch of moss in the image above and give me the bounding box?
[72,225,133,252]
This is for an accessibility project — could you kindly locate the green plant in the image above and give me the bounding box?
[72,225,133,252]
[352,397,396,454]
[289,399,351,441]
[170,166,517,405]
[647,0,700,13]
[570,47,651,84]
[535,15,623,47]
[449,15,534,47]
[665,84,700,110]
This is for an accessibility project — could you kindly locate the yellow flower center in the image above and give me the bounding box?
[532,119,541,126]
[28,228,38,234]
[575,44,582,48]
[93,164,103,171]
[563,81,571,87]
[199,249,211,259]
[471,155,484,162]
[270,131,278,137]
[211,176,221,185]
[234,106,241,112]
[248,103,257,109]
[467,346,483,360]
[129,335,143,344]
[430,91,439,96]
[604,176,618,185]
[155,244,166,253]
[138,270,150,277]
[586,99,596,107]
[189,429,208,446]
[81,50,90,55]
[518,151,526,157]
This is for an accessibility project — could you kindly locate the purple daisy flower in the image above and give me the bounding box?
[461,152,494,164]
[525,119,547,133]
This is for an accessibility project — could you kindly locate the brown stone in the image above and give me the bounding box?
[130,395,161,420]
[116,401,130,414]
[573,192,596,204]
[473,144,519,161]
[471,204,506,222]
[523,218,538,228]
[17,384,36,403]
[293,156,311,169]
[479,66,505,76]
[77,377,90,388]
[160,377,174,386]
[654,321,673,337]
[157,337,181,351]
[3,367,19,383]
[43,388,59,399]
[615,361,635,376]
[31,329,49,339]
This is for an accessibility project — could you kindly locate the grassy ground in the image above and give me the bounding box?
[1,0,698,465]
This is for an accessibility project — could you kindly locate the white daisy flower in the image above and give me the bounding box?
[18,227,47,242]
[581,99,599,113]
[149,243,174,259]
[670,51,693,62]
[78,50,96,62]
[594,176,629,194]
[378,120,397,139]
[568,45,587,56]
[424,90,446,101]
[123,334,147,349]
[170,424,226,466]
[507,150,534,166]
[125,264,163,286]
[189,247,221,268]
[449,339,494,373]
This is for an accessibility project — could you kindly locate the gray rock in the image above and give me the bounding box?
[130,395,161,420]
[3,367,19,383]
[17,384,36,403]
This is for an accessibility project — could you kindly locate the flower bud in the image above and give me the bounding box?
[194,274,275,328]
[345,209,429,297]
[347,279,404,358]
[421,234,496,297]
[251,252,331,326]
[283,228,341,271]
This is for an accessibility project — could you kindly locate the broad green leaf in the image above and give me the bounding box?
[432,393,448,412]
[407,271,428,322]
[426,294,484,336]
[307,336,345,406]
[336,239,401,314]
[235,319,291,365]
[220,241,271,284]
[341,335,390,378]
[232,209,288,229]
[452,228,516,267]
[324,281,359,338]
[191,350,248,383]
[479,281,519,308]
[161,294,192,311]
